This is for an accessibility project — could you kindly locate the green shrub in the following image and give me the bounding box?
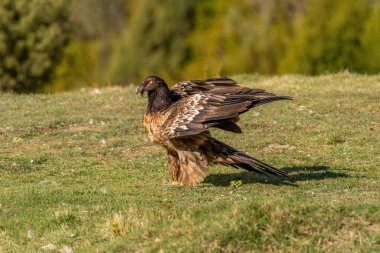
[108,0,196,84]
[360,3,380,73]
[0,0,70,93]
[184,0,305,78]
[280,0,371,74]
[46,40,100,92]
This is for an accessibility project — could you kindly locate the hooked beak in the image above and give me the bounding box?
[136,81,146,96]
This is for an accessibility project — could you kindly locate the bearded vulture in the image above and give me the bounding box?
[136,76,291,186]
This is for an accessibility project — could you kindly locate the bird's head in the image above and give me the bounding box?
[136,75,166,96]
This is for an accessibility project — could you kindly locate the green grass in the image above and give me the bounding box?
[1,73,380,252]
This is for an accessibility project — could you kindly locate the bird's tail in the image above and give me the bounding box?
[248,95,292,109]
[203,138,288,177]
[236,87,292,109]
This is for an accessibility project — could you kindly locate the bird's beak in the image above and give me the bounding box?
[136,81,146,96]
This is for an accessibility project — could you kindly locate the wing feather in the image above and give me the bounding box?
[172,78,240,96]
[161,78,292,139]
[171,77,277,97]
[161,93,290,139]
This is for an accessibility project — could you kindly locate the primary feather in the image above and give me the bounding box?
[137,76,292,186]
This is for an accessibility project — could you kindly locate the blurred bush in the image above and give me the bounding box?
[108,0,195,85]
[182,0,306,78]
[1,0,380,92]
[46,41,100,92]
[0,0,70,93]
[105,0,380,85]
[360,3,380,73]
[46,0,127,91]
[281,0,370,74]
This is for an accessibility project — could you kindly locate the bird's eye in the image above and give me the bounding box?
[148,80,154,85]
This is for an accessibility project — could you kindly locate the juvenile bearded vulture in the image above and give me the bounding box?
[136,76,291,186]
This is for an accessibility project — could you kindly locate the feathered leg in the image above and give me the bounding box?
[167,151,180,183]
[203,138,288,177]
[174,150,209,186]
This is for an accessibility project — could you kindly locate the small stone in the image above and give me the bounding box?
[38,179,49,185]
[297,106,306,111]
[27,229,35,240]
[51,180,59,186]
[252,111,260,117]
[90,88,102,95]
[41,243,57,251]
[100,187,108,194]
[12,136,23,143]
[61,245,74,253]
[305,191,315,196]
[162,198,172,204]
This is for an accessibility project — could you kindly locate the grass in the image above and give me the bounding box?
[0,73,380,252]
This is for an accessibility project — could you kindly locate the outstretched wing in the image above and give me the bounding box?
[171,77,275,96]
[170,77,288,134]
[161,92,291,139]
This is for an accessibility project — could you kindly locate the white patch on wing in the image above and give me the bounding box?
[166,94,208,138]
[172,81,194,96]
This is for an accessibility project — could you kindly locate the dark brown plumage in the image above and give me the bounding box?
[137,75,292,186]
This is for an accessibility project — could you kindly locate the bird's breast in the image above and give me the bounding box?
[143,113,167,145]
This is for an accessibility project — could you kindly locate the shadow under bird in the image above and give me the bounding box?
[136,76,292,186]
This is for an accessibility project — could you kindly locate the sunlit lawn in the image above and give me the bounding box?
[0,73,379,252]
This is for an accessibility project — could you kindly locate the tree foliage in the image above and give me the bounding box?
[183,0,306,78]
[360,3,380,73]
[2,0,380,92]
[0,0,70,92]
[105,0,380,85]
[44,0,128,92]
[108,0,196,84]
[281,0,370,74]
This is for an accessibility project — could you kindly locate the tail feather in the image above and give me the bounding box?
[205,138,288,177]
[207,95,292,132]
[249,96,292,109]
[232,152,289,177]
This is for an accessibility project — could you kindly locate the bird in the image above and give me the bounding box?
[136,75,292,186]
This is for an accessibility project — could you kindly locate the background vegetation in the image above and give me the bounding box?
[1,2,379,251]
[1,74,379,251]
[1,0,380,92]
[0,0,70,92]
